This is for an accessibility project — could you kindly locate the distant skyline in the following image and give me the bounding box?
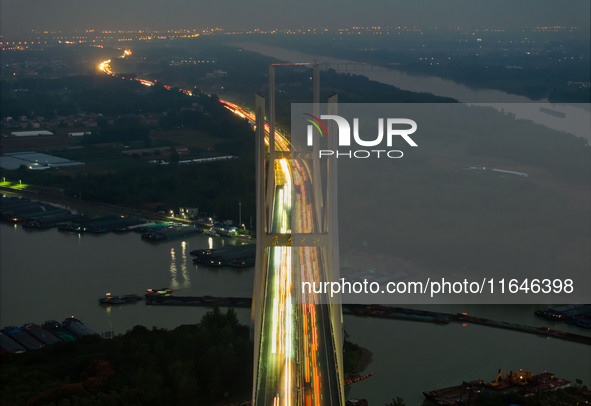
[1,0,590,39]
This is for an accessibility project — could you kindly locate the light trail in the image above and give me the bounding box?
[97,49,339,406]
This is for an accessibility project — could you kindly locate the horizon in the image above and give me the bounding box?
[2,0,589,40]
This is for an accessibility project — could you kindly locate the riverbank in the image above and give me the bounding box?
[0,185,176,222]
[1,186,254,242]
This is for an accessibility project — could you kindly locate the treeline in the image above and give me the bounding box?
[0,308,372,406]
[8,155,256,223]
[0,75,196,119]
[80,92,253,147]
[76,159,256,220]
[403,61,591,102]
[159,94,254,147]
[82,116,150,145]
[0,308,253,406]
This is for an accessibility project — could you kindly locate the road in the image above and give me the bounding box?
[219,100,341,406]
[98,51,342,406]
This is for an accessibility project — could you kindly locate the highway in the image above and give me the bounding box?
[221,99,340,405]
[98,52,342,405]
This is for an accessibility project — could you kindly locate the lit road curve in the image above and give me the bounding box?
[98,52,342,405]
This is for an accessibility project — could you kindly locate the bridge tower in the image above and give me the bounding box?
[251,65,344,406]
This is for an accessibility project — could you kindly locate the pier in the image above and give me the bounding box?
[343,304,591,345]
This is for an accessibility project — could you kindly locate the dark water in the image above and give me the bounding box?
[345,309,591,405]
[0,222,253,333]
[1,223,590,405]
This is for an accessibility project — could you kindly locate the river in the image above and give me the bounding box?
[1,221,590,405]
[234,42,590,142]
[0,221,254,333]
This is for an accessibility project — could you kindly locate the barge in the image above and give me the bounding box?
[0,318,96,354]
[145,294,251,308]
[99,293,142,305]
[424,370,571,405]
[191,244,256,268]
[141,224,203,241]
[535,304,591,328]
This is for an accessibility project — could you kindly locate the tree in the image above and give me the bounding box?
[385,397,406,406]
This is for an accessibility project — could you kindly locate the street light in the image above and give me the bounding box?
[238,201,242,228]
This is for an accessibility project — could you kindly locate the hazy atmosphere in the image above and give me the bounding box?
[2,0,590,38]
[1,0,589,405]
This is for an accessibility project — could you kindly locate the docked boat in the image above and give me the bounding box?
[41,320,77,342]
[145,288,173,297]
[99,293,142,305]
[141,225,202,241]
[191,244,255,268]
[22,323,62,345]
[0,332,26,353]
[62,317,97,337]
[218,226,238,237]
[1,326,45,350]
[205,227,219,237]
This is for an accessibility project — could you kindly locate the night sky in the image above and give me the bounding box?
[1,0,590,39]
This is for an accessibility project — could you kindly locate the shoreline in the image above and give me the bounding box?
[0,185,176,222]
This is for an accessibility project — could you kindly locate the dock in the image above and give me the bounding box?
[191,244,256,267]
[343,304,591,346]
